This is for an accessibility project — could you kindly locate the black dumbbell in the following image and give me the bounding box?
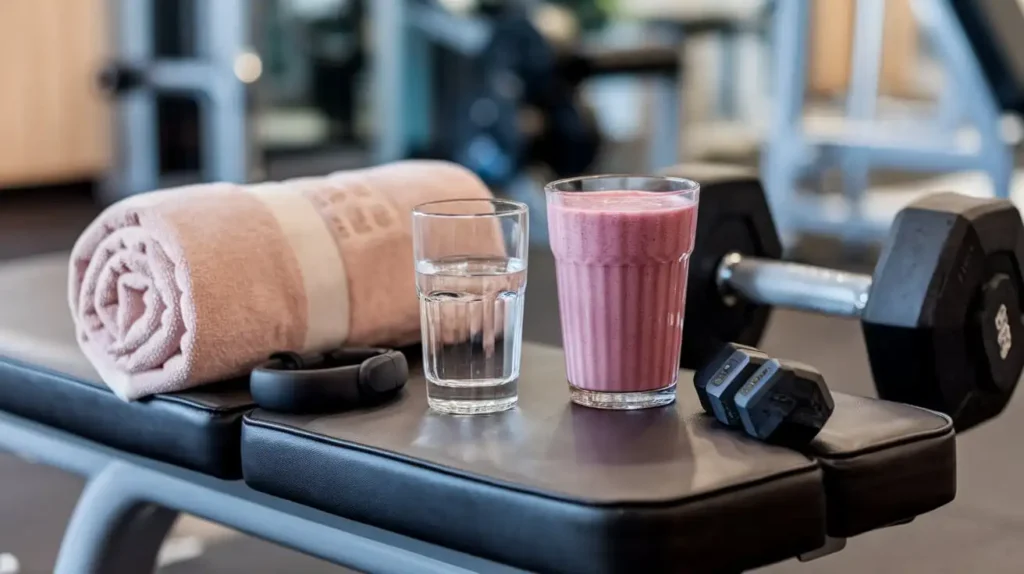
[693,343,770,428]
[670,164,1024,432]
[694,345,834,444]
[733,358,834,444]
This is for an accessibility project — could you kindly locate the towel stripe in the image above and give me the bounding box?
[246,182,351,351]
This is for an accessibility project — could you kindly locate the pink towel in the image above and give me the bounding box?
[69,160,494,400]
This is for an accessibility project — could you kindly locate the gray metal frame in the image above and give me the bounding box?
[0,410,520,574]
[370,0,495,166]
[647,23,685,171]
[762,0,1013,244]
[106,0,250,200]
[649,76,682,171]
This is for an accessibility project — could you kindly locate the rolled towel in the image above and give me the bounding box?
[69,160,494,400]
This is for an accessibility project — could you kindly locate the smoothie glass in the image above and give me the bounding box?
[546,175,699,409]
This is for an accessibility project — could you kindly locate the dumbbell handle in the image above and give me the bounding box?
[716,253,873,319]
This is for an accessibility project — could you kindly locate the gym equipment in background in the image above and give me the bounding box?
[307,1,367,145]
[370,0,682,187]
[256,0,369,154]
[99,0,682,199]
[676,166,1024,432]
[98,0,250,200]
[622,0,773,162]
[762,0,1024,245]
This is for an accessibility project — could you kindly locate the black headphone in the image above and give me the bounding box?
[250,347,409,413]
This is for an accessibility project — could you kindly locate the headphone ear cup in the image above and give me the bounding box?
[358,351,409,397]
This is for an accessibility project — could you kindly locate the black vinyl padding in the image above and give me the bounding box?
[0,356,253,478]
[244,418,823,573]
[242,344,826,573]
[242,344,956,573]
[804,393,956,536]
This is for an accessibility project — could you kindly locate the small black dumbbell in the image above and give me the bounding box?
[733,359,835,445]
[693,343,770,428]
[695,346,835,445]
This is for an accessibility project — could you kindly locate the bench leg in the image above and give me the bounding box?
[54,463,179,574]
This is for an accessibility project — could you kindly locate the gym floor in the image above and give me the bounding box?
[2,185,1024,573]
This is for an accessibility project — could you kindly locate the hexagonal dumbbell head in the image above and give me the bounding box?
[863,193,1024,431]
[693,342,771,428]
[733,359,835,445]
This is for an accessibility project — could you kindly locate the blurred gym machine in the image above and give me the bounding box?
[622,0,773,161]
[98,0,251,201]
[307,1,366,145]
[763,0,1024,246]
[368,0,683,189]
[257,0,368,152]
[99,0,373,201]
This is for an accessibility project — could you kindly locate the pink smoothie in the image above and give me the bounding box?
[547,190,698,393]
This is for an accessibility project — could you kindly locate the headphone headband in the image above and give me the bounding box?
[250,347,409,413]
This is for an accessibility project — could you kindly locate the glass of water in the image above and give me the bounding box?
[412,198,529,415]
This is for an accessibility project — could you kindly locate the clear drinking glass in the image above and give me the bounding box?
[546,175,700,409]
[412,199,529,415]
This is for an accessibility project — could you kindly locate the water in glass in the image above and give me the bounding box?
[416,254,527,414]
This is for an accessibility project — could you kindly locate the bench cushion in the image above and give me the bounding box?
[242,343,956,573]
[807,393,956,536]
[242,344,827,573]
[0,254,255,478]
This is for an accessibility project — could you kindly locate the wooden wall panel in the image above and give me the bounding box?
[809,0,921,98]
[0,0,111,188]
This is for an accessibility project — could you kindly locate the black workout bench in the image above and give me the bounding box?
[0,253,956,573]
